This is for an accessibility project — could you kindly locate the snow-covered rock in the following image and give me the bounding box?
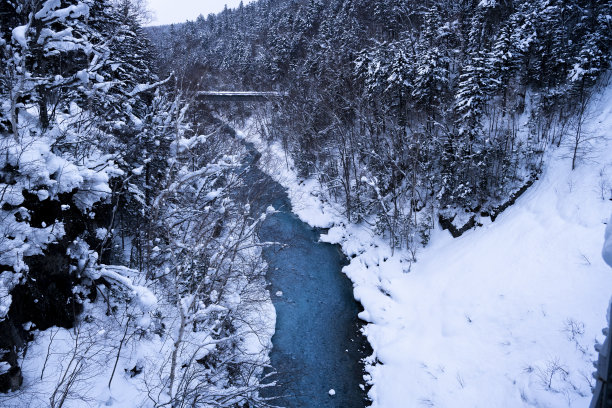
[603,213,612,268]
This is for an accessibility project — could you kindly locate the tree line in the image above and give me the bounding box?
[151,0,612,254]
[0,1,272,406]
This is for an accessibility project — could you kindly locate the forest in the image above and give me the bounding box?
[0,0,611,407]
[151,0,612,251]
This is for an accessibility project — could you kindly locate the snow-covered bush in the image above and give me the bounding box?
[134,102,274,407]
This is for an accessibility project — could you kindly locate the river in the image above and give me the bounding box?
[239,140,370,407]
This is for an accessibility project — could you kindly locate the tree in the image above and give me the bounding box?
[0,0,164,395]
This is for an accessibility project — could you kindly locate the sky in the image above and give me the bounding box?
[147,0,255,26]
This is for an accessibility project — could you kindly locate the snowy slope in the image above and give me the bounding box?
[244,82,612,407]
[331,87,612,408]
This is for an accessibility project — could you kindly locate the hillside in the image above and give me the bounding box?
[150,0,612,260]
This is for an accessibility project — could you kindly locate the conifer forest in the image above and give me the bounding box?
[1,0,612,407]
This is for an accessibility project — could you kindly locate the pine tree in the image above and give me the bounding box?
[412,6,450,131]
[568,1,612,87]
[6,0,95,130]
[488,22,517,114]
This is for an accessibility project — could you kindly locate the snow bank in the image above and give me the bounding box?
[237,124,342,228]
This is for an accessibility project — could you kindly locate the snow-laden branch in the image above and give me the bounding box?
[127,74,173,97]
[93,264,157,312]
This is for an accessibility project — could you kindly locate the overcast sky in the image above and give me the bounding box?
[147,0,256,26]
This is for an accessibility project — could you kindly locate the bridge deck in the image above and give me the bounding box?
[197,91,287,102]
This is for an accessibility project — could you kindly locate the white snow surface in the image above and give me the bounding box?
[242,82,612,407]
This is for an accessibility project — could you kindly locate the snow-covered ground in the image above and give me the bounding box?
[243,82,612,407]
[7,266,274,408]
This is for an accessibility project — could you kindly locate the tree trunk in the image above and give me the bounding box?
[38,90,49,130]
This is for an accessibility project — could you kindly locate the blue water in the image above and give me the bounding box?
[239,144,370,407]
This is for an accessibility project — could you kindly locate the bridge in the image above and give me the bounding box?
[197,91,287,102]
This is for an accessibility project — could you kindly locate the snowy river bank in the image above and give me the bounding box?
[234,87,612,407]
